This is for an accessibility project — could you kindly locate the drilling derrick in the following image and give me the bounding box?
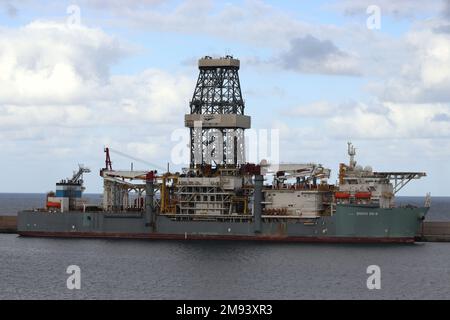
[176,56,254,217]
[185,56,251,168]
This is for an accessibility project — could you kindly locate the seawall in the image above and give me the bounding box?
[419,221,450,242]
[0,216,17,233]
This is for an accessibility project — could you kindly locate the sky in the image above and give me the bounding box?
[0,0,449,196]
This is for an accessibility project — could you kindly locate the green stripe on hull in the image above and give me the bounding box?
[17,205,428,241]
[335,204,428,238]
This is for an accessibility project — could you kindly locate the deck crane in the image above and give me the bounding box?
[260,162,331,187]
[69,165,91,184]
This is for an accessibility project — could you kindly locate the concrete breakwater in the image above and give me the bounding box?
[0,216,17,233]
[419,221,450,242]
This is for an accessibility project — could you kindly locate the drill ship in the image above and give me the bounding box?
[17,56,430,243]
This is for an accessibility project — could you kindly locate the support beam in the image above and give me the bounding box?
[145,171,156,230]
[373,172,426,194]
[254,175,263,234]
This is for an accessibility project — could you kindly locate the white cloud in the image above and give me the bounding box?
[282,98,450,142]
[0,21,126,105]
[285,101,361,118]
[6,1,384,78]
[371,23,450,104]
[286,101,335,118]
[85,0,164,10]
[0,20,192,123]
[0,20,193,172]
[79,0,313,48]
[327,0,443,19]
[0,104,92,128]
[326,102,450,140]
[1,2,449,195]
[277,35,360,76]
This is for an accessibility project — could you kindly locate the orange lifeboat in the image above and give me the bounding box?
[355,192,371,199]
[335,192,350,199]
[46,201,61,208]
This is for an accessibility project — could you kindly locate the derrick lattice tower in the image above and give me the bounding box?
[185,55,251,168]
